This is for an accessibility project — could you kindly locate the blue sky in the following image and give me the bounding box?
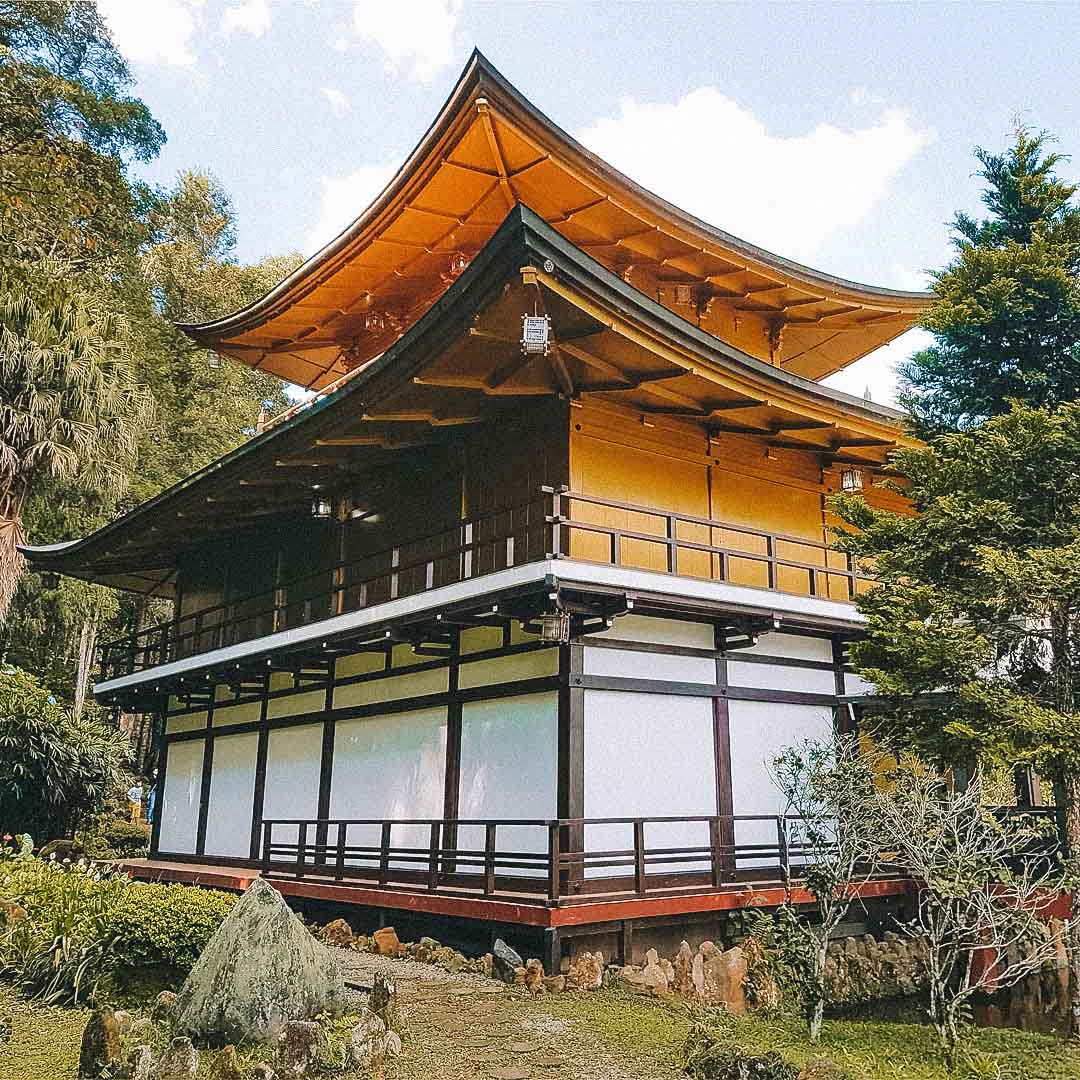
[97,1,1080,405]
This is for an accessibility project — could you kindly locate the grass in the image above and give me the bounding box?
[542,985,1080,1080]
[3,975,1080,1080]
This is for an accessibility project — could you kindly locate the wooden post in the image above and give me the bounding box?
[379,822,392,885]
[548,821,561,901]
[335,822,347,882]
[633,820,646,895]
[484,823,497,896]
[427,821,441,891]
[709,817,724,888]
[295,822,307,880]
[776,817,790,880]
[261,820,273,875]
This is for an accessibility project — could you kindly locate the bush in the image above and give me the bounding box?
[78,817,151,859]
[0,856,236,1003]
[0,666,132,839]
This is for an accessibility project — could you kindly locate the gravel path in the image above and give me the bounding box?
[334,949,682,1080]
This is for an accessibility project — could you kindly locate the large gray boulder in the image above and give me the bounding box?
[173,878,345,1045]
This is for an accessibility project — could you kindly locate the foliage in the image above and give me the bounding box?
[900,125,1080,434]
[873,765,1063,1060]
[0,0,164,273]
[684,1011,826,1079]
[830,401,1080,1036]
[78,816,150,859]
[738,909,802,1017]
[768,736,883,1042]
[0,857,126,1005]
[0,665,131,839]
[0,270,153,615]
[0,854,236,1006]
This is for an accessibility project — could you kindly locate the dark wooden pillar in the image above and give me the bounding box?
[558,641,584,893]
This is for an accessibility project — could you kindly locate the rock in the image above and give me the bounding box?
[543,975,566,994]
[0,1017,10,1043]
[481,952,494,979]
[640,949,670,996]
[273,1020,322,1079]
[349,1009,402,1079]
[369,972,397,1030]
[701,945,747,1014]
[673,941,695,996]
[351,935,373,954]
[512,965,527,989]
[433,944,464,972]
[154,1037,199,1079]
[173,878,345,1045]
[126,1045,154,1080]
[249,1066,276,1080]
[113,1010,133,1038]
[317,919,354,948]
[38,838,84,862]
[129,1018,157,1042]
[152,991,177,1022]
[78,1008,122,1079]
[492,938,523,982]
[692,952,706,997]
[409,936,440,963]
[524,958,545,994]
[0,899,27,927]
[566,950,604,991]
[211,1046,246,1080]
[372,926,400,956]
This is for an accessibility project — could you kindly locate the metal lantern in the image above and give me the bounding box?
[311,493,333,519]
[40,571,61,589]
[538,609,571,644]
[521,314,551,356]
[206,352,222,369]
[840,467,864,493]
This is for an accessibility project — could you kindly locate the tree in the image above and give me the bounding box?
[0,273,153,618]
[899,125,1080,435]
[769,735,883,1043]
[874,764,1063,1061]
[831,401,1080,1037]
[0,0,164,273]
[0,665,131,840]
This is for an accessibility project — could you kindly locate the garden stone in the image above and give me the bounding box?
[152,991,178,1022]
[114,1010,133,1037]
[317,919,354,948]
[249,1066,276,1080]
[524,958,545,994]
[154,1036,199,1079]
[701,946,747,1013]
[78,1007,122,1079]
[125,1045,153,1080]
[368,971,397,1030]
[273,1020,322,1079]
[673,941,694,996]
[492,938,523,982]
[173,878,345,1045]
[212,1045,246,1080]
[567,950,604,991]
[349,1009,402,1079]
[0,899,27,927]
[543,975,566,994]
[372,926,400,955]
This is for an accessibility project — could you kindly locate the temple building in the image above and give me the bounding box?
[24,52,930,966]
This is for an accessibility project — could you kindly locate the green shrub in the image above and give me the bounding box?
[0,856,237,1004]
[101,880,236,972]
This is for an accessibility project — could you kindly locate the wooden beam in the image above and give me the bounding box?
[477,99,514,210]
[771,420,838,435]
[487,350,538,390]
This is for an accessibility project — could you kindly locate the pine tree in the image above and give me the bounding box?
[900,126,1080,435]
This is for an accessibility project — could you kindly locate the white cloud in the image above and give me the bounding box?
[351,0,460,81]
[321,87,349,116]
[578,88,935,266]
[306,164,398,254]
[822,328,935,410]
[222,0,272,36]
[98,0,201,68]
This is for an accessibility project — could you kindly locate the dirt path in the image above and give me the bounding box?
[335,949,683,1080]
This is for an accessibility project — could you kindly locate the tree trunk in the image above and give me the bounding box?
[0,489,26,622]
[72,616,97,721]
[1062,773,1080,1041]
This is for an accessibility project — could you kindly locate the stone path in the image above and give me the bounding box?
[334,949,682,1080]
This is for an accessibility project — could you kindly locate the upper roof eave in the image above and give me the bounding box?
[180,50,931,354]
[24,204,909,585]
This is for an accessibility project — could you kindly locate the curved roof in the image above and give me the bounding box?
[184,51,931,389]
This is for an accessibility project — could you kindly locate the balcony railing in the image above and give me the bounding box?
[256,808,1064,906]
[100,486,873,680]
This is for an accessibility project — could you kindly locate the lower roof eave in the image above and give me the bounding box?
[94,559,864,698]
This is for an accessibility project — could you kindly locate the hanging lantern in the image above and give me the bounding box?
[206,352,222,369]
[521,313,551,356]
[311,492,333,519]
[538,608,571,644]
[840,467,864,493]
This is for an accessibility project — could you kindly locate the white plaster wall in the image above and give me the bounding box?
[583,690,716,876]
[596,614,715,649]
[583,646,714,683]
[458,649,558,689]
[329,706,447,867]
[262,724,323,860]
[457,692,557,875]
[158,739,204,854]
[738,633,834,663]
[203,732,258,858]
[727,699,835,867]
[727,660,836,694]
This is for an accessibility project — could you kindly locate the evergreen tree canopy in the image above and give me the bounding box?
[899,127,1080,434]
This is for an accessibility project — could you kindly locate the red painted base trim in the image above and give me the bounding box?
[118,859,915,931]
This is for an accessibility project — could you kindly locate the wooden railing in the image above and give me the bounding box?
[259,814,836,905]
[258,807,1064,906]
[100,485,872,680]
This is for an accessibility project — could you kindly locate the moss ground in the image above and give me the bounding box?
[3,965,1080,1080]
